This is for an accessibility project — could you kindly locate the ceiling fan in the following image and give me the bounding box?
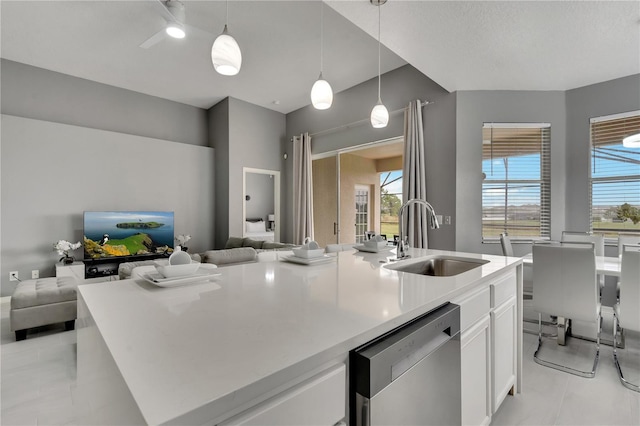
[140,0,213,49]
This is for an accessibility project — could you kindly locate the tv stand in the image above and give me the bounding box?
[84,254,169,279]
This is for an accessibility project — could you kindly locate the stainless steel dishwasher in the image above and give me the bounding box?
[350,303,461,426]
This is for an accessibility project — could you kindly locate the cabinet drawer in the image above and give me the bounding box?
[452,285,491,332]
[490,270,517,308]
[221,364,346,425]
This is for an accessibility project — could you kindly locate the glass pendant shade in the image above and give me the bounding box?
[623,133,640,147]
[311,74,333,110]
[371,101,389,128]
[211,25,242,76]
[165,22,185,39]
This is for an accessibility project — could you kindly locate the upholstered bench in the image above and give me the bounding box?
[10,276,79,341]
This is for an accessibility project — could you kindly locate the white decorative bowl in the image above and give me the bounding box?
[155,261,201,278]
[292,248,325,259]
[364,240,387,249]
[169,250,192,265]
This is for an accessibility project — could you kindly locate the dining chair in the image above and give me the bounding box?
[562,231,605,289]
[532,241,601,377]
[613,244,640,392]
[616,234,640,295]
[499,233,514,257]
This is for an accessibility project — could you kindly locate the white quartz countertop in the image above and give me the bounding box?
[78,248,521,425]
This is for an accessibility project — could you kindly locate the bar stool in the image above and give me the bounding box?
[613,244,640,392]
[532,241,601,377]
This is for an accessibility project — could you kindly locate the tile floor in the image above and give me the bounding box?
[1,298,639,425]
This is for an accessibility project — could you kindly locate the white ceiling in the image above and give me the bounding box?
[2,1,639,115]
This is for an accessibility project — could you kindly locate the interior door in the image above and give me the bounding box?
[312,154,339,247]
[354,185,370,244]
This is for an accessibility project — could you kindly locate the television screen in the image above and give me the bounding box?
[83,211,174,260]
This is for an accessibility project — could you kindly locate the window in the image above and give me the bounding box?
[482,123,551,241]
[590,111,640,238]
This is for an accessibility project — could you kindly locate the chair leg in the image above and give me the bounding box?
[534,312,600,378]
[613,313,639,392]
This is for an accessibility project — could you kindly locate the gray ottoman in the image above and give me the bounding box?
[10,276,78,341]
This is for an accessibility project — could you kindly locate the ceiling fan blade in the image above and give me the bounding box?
[152,0,176,23]
[185,24,215,40]
[139,28,166,49]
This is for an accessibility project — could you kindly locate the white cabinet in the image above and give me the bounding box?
[453,285,492,426]
[220,364,346,426]
[55,261,85,279]
[491,295,517,413]
[461,316,492,426]
[489,269,517,414]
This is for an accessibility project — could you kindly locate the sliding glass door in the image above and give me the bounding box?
[312,154,339,247]
[311,138,404,247]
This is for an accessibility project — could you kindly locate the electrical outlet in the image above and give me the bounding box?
[444,216,452,225]
[9,271,19,281]
[32,270,39,279]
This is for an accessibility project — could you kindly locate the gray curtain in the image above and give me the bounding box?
[402,99,428,248]
[293,132,314,245]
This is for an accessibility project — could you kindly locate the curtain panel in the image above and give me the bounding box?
[403,100,429,248]
[293,133,314,245]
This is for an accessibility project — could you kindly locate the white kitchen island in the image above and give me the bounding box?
[76,248,523,425]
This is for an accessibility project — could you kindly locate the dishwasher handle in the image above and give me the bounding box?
[351,303,460,399]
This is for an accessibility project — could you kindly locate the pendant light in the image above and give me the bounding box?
[311,1,333,110]
[211,0,242,76]
[370,0,388,128]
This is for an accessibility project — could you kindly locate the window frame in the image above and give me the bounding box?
[481,122,551,242]
[589,110,640,241]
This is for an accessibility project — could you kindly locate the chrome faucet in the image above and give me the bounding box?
[397,198,440,260]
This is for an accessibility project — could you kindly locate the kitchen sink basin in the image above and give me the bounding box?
[384,256,489,277]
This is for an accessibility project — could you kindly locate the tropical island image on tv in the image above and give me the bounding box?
[83,211,175,259]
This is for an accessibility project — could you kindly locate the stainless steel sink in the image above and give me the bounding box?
[384,256,489,277]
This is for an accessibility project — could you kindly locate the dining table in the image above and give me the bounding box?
[521,253,621,277]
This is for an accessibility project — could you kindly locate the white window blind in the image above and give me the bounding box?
[590,111,640,237]
[482,123,551,240]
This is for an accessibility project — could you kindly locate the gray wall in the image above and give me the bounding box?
[565,74,640,233]
[1,59,208,146]
[209,97,286,247]
[285,65,455,249]
[0,61,214,296]
[455,90,567,256]
[208,99,230,249]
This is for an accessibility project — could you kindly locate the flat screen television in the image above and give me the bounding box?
[83,211,174,260]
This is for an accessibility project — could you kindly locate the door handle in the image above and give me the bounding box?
[334,222,338,235]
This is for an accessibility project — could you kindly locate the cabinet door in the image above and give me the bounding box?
[220,364,345,426]
[491,296,516,413]
[461,315,491,426]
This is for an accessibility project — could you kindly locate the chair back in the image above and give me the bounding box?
[499,233,514,257]
[618,234,640,257]
[619,244,640,332]
[532,242,598,322]
[561,231,604,256]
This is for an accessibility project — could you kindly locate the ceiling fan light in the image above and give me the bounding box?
[623,133,640,148]
[211,25,242,76]
[165,22,185,39]
[311,74,333,110]
[371,101,389,128]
